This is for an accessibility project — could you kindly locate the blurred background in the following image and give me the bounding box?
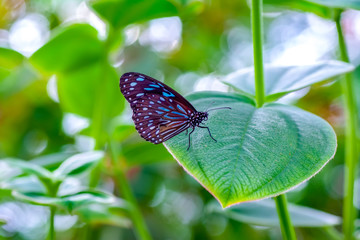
[0,0,360,239]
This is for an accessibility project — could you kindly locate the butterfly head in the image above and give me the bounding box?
[190,111,208,127]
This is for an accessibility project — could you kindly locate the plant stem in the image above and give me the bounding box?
[251,0,266,108]
[335,9,359,240]
[109,141,152,240]
[274,195,297,240]
[251,1,295,239]
[48,206,55,240]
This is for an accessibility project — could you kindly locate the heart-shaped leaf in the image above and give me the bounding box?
[222,61,354,102]
[164,92,336,207]
[209,199,341,227]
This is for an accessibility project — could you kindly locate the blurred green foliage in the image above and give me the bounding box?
[0,0,359,239]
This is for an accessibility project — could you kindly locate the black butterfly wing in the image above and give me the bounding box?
[119,72,197,144]
[120,72,196,111]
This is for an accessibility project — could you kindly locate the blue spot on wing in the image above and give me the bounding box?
[156,111,164,114]
[163,91,175,97]
[144,88,154,91]
[149,84,160,88]
[164,114,183,119]
[130,82,137,86]
[159,107,170,112]
[177,104,186,114]
[136,77,144,81]
[172,111,188,118]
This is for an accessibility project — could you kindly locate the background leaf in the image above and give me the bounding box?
[53,151,104,178]
[305,0,360,10]
[209,199,341,227]
[57,62,124,120]
[91,0,178,29]
[30,24,104,74]
[223,61,354,102]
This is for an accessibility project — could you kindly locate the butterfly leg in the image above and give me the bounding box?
[187,127,195,151]
[198,126,217,142]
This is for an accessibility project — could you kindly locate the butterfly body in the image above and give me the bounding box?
[120,72,227,149]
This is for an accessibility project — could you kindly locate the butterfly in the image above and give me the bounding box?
[119,72,230,150]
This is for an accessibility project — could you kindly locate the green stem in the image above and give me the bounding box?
[251,0,266,108]
[335,9,359,240]
[109,141,152,240]
[48,206,55,240]
[45,182,60,240]
[250,1,295,238]
[274,195,297,240]
[89,27,116,188]
[322,226,343,240]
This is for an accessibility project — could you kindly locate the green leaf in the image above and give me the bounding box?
[122,137,172,166]
[305,0,360,10]
[91,0,178,29]
[30,24,104,74]
[30,152,75,170]
[53,151,104,178]
[58,190,118,212]
[0,47,24,69]
[12,190,119,212]
[57,62,124,120]
[263,0,333,18]
[2,176,46,194]
[3,158,53,181]
[164,92,336,207]
[75,202,131,227]
[209,199,341,227]
[222,61,354,102]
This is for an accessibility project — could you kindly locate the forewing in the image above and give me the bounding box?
[120,72,196,111]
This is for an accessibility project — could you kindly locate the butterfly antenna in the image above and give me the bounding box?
[204,101,216,112]
[207,106,232,112]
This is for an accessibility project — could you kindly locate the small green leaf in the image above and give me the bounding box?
[305,0,360,10]
[223,61,354,102]
[30,24,104,74]
[3,158,53,181]
[209,199,341,227]
[75,202,131,227]
[91,0,178,29]
[164,92,336,207]
[53,151,104,178]
[12,190,118,212]
[30,152,75,170]
[58,190,117,212]
[57,62,124,119]
[12,191,56,207]
[2,176,46,194]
